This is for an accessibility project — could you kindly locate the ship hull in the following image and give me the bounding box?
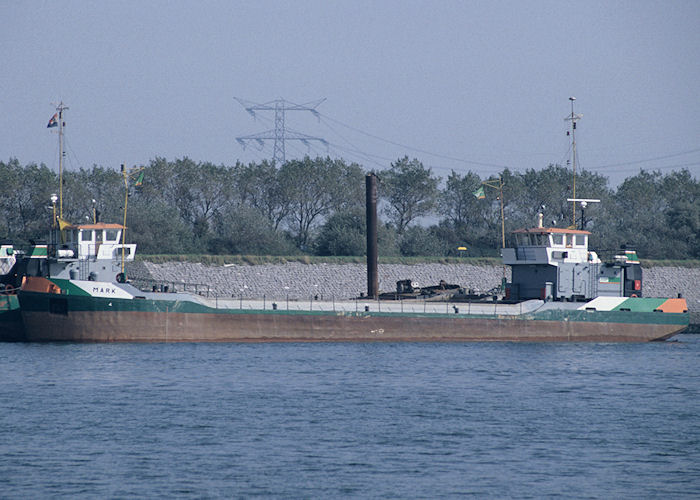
[0,295,25,341]
[18,290,687,343]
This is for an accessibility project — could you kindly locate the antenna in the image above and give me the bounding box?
[565,97,583,228]
[567,198,599,230]
[235,98,328,164]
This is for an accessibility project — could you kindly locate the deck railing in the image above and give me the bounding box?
[198,294,535,316]
[126,277,538,316]
[130,277,213,297]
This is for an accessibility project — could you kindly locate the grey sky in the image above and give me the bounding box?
[2,0,698,186]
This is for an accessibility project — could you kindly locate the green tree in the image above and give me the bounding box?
[314,210,366,256]
[127,198,197,254]
[3,155,698,260]
[0,159,57,241]
[660,169,700,258]
[279,156,365,249]
[507,164,610,237]
[380,156,439,234]
[607,170,666,257]
[210,206,298,255]
[135,157,236,252]
[63,165,123,225]
[236,160,289,231]
[437,170,500,253]
[0,159,18,238]
[476,169,518,250]
[314,208,401,257]
[399,225,449,256]
[601,168,699,258]
[377,222,401,257]
[438,170,484,229]
[173,158,235,241]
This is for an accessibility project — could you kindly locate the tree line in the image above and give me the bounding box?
[0,157,698,259]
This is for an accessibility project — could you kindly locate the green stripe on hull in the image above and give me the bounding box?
[532,307,688,327]
[19,291,689,328]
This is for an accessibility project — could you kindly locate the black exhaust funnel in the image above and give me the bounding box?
[366,173,378,299]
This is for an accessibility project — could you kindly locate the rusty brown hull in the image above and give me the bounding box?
[21,308,683,343]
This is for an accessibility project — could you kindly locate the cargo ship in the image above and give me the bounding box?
[7,100,690,342]
[15,209,689,342]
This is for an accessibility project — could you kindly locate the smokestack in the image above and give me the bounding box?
[366,173,378,299]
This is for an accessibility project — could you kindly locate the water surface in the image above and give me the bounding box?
[1,336,699,498]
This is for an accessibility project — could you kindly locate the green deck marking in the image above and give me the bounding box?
[613,298,666,312]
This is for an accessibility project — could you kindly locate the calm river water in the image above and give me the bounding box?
[1,335,699,498]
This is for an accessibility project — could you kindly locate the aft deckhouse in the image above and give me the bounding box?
[503,214,641,302]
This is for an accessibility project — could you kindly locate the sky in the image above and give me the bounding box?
[2,0,699,187]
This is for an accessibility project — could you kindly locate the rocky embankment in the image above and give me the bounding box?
[127,261,699,329]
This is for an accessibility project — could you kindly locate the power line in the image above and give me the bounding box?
[317,108,699,176]
[325,143,394,169]
[597,161,700,173]
[318,117,388,167]
[588,147,700,169]
[317,111,509,169]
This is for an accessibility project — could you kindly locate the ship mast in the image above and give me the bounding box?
[119,164,143,279]
[121,164,129,277]
[565,97,582,228]
[52,101,69,219]
[482,175,506,279]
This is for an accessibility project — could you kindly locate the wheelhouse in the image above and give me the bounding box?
[49,223,135,262]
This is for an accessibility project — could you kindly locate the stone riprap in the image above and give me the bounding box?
[640,267,699,327]
[129,261,509,299]
[127,261,699,327]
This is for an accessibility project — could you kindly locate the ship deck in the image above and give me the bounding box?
[193,296,547,316]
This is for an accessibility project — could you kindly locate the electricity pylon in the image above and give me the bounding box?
[235,97,328,164]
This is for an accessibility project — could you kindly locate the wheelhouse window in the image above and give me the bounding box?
[80,230,94,243]
[551,234,564,246]
[105,229,120,242]
[575,234,586,246]
[113,246,133,259]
